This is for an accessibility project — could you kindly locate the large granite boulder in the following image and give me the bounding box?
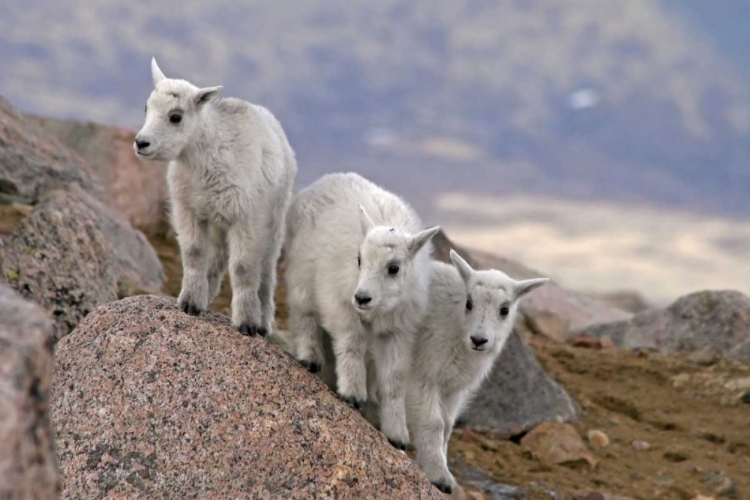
[2,186,163,340]
[52,295,443,499]
[580,290,750,361]
[0,285,59,498]
[0,96,102,205]
[29,115,168,227]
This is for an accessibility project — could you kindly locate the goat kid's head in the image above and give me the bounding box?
[450,250,548,354]
[352,205,439,316]
[134,57,223,162]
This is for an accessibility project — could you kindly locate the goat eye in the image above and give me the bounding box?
[388,265,399,275]
[465,297,473,312]
[357,255,361,268]
[500,306,510,317]
[169,114,182,124]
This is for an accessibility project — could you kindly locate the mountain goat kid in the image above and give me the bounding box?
[408,251,548,493]
[134,58,296,336]
[284,172,439,450]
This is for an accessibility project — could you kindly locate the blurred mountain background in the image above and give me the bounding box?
[2,0,749,304]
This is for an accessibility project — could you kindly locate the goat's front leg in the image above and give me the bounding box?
[174,202,210,316]
[227,223,263,336]
[413,387,455,494]
[329,321,368,409]
[373,332,411,451]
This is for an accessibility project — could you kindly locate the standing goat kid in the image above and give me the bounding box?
[134,58,297,336]
[284,172,439,450]
[408,250,548,493]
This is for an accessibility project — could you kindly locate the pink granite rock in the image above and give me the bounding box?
[0,285,59,498]
[28,114,168,227]
[52,295,443,499]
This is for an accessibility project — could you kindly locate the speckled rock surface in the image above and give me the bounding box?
[68,185,164,294]
[0,96,103,205]
[2,186,118,340]
[0,285,59,498]
[432,231,632,335]
[52,295,443,499]
[29,114,168,227]
[580,290,750,361]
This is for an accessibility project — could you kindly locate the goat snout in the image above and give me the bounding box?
[470,336,488,349]
[135,138,151,151]
[354,292,372,307]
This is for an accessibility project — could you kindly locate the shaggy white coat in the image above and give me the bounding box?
[134,58,296,335]
[407,251,548,493]
[284,172,439,448]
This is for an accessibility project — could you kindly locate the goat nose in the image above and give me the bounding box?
[135,139,151,150]
[470,336,488,347]
[354,292,372,306]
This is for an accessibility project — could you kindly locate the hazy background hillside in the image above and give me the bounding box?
[2,0,749,303]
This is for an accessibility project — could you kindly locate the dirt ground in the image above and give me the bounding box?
[143,224,750,500]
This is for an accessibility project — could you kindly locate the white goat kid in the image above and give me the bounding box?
[134,58,297,336]
[284,172,439,449]
[408,250,548,493]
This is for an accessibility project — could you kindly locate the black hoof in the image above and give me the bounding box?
[432,482,453,494]
[388,438,407,451]
[339,395,364,410]
[179,301,201,316]
[300,360,321,373]
[238,323,258,337]
[257,326,268,337]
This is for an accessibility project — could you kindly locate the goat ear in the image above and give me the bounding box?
[514,277,549,299]
[195,86,223,107]
[449,249,474,283]
[358,204,376,236]
[409,226,440,255]
[151,57,166,86]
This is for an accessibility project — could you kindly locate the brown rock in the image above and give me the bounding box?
[2,186,163,340]
[520,422,597,468]
[525,309,569,342]
[29,115,168,227]
[580,290,750,361]
[587,429,610,448]
[632,440,651,451]
[567,334,602,349]
[599,336,615,350]
[52,295,442,499]
[0,285,59,498]
[0,96,102,205]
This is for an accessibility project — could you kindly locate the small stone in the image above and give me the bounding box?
[663,449,690,462]
[587,429,610,448]
[526,310,569,342]
[671,373,691,388]
[687,349,719,367]
[723,377,750,391]
[567,333,602,349]
[599,336,615,350]
[652,473,674,487]
[691,495,715,500]
[521,422,598,468]
[632,440,651,451]
[703,470,737,497]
